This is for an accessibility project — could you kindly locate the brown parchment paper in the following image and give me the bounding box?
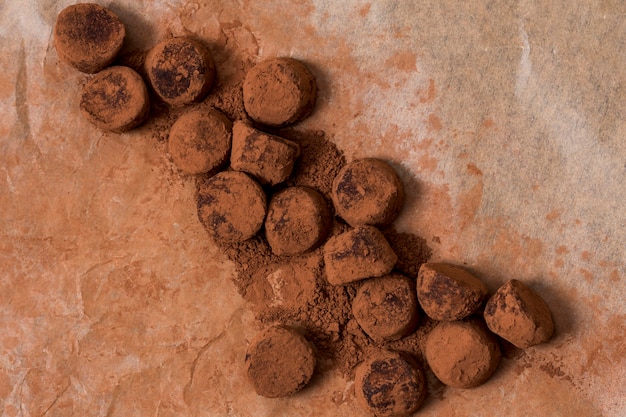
[1,1,624,416]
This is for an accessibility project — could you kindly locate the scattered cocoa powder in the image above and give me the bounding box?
[245,326,316,398]
[80,66,150,132]
[54,3,126,74]
[484,279,555,349]
[243,57,317,127]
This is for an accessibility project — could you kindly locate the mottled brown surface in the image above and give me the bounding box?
[168,107,232,175]
[243,57,317,127]
[1,1,625,416]
[54,3,125,73]
[80,66,150,132]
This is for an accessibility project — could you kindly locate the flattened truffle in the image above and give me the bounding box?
[484,279,554,349]
[230,121,301,186]
[265,186,332,255]
[355,350,426,417]
[353,273,419,342]
[168,107,232,175]
[417,263,488,321]
[245,326,316,398]
[146,37,215,106]
[424,319,501,389]
[243,57,317,126]
[323,225,397,285]
[197,171,266,242]
[80,66,149,132]
[54,3,126,73]
[331,158,405,227]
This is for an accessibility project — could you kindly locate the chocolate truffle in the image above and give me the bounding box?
[355,350,426,417]
[484,279,554,349]
[230,121,301,186]
[243,57,317,126]
[424,320,501,388]
[54,3,126,73]
[265,186,332,255]
[245,326,316,398]
[417,263,489,321]
[353,273,419,342]
[168,107,232,175]
[80,66,149,132]
[197,171,267,242]
[145,37,215,106]
[323,225,397,285]
[331,158,405,227]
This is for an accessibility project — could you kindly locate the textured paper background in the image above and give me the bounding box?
[1,1,624,416]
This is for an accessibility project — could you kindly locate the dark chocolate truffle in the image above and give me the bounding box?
[80,66,149,132]
[353,273,419,342]
[265,186,332,255]
[245,326,316,398]
[331,158,405,227]
[484,279,554,349]
[355,350,426,417]
[243,57,317,127]
[54,3,126,74]
[417,263,489,321]
[425,319,501,389]
[146,37,215,106]
[230,121,301,186]
[168,107,232,175]
[197,171,266,242]
[323,225,397,285]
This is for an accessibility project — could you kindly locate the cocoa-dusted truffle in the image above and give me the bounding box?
[417,263,488,321]
[265,186,332,255]
[484,279,554,349]
[353,273,419,342]
[80,66,149,132]
[145,37,215,106]
[424,319,501,388]
[197,171,266,242]
[168,107,232,175]
[331,158,405,227]
[355,350,426,417]
[54,3,126,73]
[230,121,301,186]
[323,225,397,285]
[243,57,317,127]
[245,326,316,398]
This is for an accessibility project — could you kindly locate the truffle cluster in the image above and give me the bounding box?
[54,4,556,416]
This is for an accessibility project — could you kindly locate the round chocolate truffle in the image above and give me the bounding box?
[168,107,232,175]
[355,350,426,417]
[243,57,317,126]
[80,66,149,132]
[265,186,331,255]
[331,158,405,227]
[417,263,489,321]
[245,326,316,398]
[197,171,266,242]
[484,279,554,349]
[146,37,215,106]
[54,3,126,73]
[424,320,501,389]
[353,273,419,342]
